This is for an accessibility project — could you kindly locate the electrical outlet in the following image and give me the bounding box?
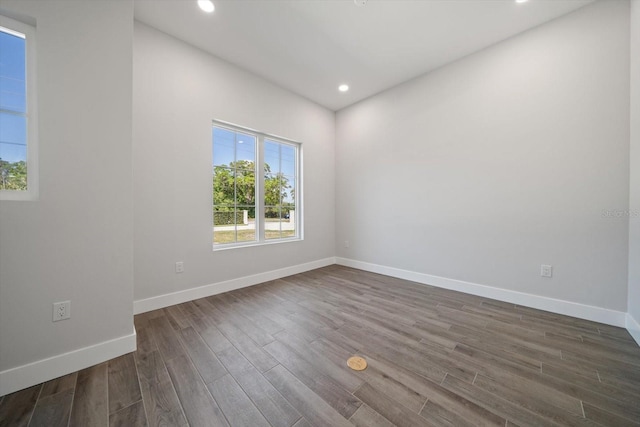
[53,301,71,322]
[344,240,350,248]
[541,264,553,278]
[175,261,184,273]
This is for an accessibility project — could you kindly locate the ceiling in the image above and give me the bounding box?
[134,0,593,111]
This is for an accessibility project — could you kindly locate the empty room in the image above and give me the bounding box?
[0,0,639,425]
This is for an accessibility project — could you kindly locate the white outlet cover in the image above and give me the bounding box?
[53,300,71,322]
[541,265,553,278]
[175,261,184,273]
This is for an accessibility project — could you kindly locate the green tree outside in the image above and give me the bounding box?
[213,160,293,221]
[0,158,27,190]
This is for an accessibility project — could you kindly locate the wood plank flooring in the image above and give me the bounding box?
[1,265,639,426]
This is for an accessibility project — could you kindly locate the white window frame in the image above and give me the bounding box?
[0,15,38,201]
[212,119,303,250]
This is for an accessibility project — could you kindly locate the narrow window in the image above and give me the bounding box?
[212,127,257,244]
[264,139,297,240]
[212,122,301,248]
[0,16,37,200]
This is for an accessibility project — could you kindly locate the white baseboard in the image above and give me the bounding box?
[336,257,627,328]
[0,329,136,397]
[134,257,337,314]
[627,313,640,346]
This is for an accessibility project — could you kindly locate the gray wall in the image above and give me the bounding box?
[0,0,134,374]
[336,0,630,311]
[629,0,640,334]
[133,23,335,303]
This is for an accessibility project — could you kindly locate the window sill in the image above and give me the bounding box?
[212,236,303,251]
[0,190,38,201]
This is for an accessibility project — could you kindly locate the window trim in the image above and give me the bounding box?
[212,119,303,250]
[0,15,38,201]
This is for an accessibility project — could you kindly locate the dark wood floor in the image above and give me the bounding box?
[1,265,640,426]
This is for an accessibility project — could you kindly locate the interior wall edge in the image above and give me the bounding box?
[0,329,136,397]
[336,257,628,328]
[133,257,337,314]
[627,313,640,346]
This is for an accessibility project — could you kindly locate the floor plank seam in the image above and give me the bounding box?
[131,354,150,427]
[201,355,233,427]
[231,360,295,427]
[169,370,190,425]
[65,374,79,427]
[151,323,191,426]
[105,363,110,427]
[440,373,448,386]
[25,383,43,427]
[419,397,429,415]
[109,398,143,417]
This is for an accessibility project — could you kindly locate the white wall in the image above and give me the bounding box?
[133,23,335,306]
[0,0,635,398]
[628,0,640,342]
[0,0,135,395]
[336,1,630,315]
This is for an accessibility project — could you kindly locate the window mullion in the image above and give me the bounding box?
[234,134,238,243]
[257,135,265,242]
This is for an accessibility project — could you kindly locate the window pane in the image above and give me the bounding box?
[0,20,35,199]
[281,174,295,205]
[213,166,234,206]
[236,227,255,242]
[236,206,255,242]
[235,169,255,206]
[281,144,296,176]
[0,139,26,162]
[0,141,27,190]
[264,206,281,240]
[282,206,296,239]
[264,173,281,207]
[264,139,297,241]
[212,128,234,167]
[212,207,257,244]
[264,206,296,240]
[264,140,279,173]
[213,207,237,245]
[0,112,26,146]
[0,28,26,113]
[0,77,26,112]
[235,133,255,166]
[0,111,27,191]
[212,125,257,245]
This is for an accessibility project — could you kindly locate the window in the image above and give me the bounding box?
[212,121,301,247]
[0,16,37,200]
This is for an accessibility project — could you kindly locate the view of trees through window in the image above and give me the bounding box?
[0,24,28,191]
[212,126,298,245]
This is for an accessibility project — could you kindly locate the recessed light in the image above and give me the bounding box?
[515,0,528,3]
[198,0,215,13]
[338,84,349,92]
